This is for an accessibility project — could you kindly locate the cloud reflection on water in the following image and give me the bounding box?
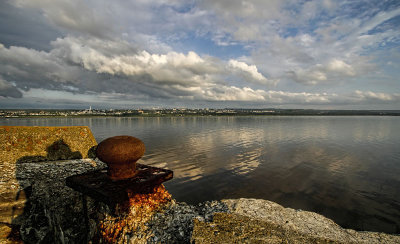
[140,116,400,233]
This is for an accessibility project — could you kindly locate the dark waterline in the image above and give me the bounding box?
[1,116,399,234]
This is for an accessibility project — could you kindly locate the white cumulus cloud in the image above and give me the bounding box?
[228,59,271,85]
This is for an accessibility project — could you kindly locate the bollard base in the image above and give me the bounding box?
[66,163,173,209]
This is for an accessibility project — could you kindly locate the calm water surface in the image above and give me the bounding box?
[1,116,399,233]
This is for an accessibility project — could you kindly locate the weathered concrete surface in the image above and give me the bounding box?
[1,159,106,243]
[0,126,97,165]
[191,198,400,243]
[192,212,334,243]
[0,126,97,243]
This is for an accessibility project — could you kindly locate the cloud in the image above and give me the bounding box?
[352,90,400,103]
[0,41,87,91]
[0,76,22,98]
[7,35,396,105]
[287,59,357,85]
[260,90,400,105]
[48,36,274,90]
[0,36,278,103]
[9,0,212,48]
[327,59,355,76]
[12,0,112,38]
[200,0,283,42]
[202,86,267,101]
[50,36,223,87]
[1,0,399,109]
[9,86,399,109]
[199,0,400,88]
[0,1,61,51]
[228,59,271,85]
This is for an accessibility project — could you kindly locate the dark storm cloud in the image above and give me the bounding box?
[0,76,22,98]
[11,0,114,39]
[0,1,61,51]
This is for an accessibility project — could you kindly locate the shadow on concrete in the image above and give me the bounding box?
[16,139,83,163]
[8,140,85,243]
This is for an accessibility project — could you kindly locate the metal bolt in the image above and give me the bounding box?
[96,135,145,180]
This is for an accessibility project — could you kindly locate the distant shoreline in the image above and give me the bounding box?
[1,108,400,118]
[2,115,400,119]
[2,114,400,118]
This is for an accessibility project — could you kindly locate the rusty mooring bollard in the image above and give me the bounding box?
[96,135,145,180]
[67,134,173,206]
[66,135,173,243]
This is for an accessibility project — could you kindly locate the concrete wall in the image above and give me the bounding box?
[0,126,98,243]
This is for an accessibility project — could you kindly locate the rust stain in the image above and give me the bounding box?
[98,184,171,243]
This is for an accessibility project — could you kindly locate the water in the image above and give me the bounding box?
[1,116,399,233]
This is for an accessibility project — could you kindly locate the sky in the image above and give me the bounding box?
[0,0,399,109]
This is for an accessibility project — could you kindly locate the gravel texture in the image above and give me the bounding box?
[7,159,106,243]
[145,200,229,243]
